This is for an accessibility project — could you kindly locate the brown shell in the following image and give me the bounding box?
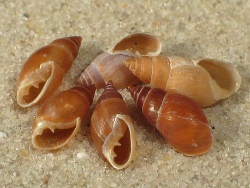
[124,56,241,107]
[109,32,162,57]
[129,85,212,156]
[91,80,136,169]
[17,36,82,107]
[32,85,95,150]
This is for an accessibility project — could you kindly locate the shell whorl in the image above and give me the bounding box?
[50,36,82,60]
[129,85,166,128]
[128,85,151,111]
[71,85,96,106]
[77,52,140,89]
[96,80,123,105]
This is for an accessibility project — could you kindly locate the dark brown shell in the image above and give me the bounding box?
[129,85,212,156]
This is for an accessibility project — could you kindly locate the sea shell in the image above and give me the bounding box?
[77,32,162,89]
[124,56,241,107]
[129,85,213,156]
[77,52,141,89]
[32,85,95,150]
[91,80,136,169]
[17,36,82,107]
[109,32,162,56]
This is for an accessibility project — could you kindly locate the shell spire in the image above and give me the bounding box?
[32,85,95,150]
[17,36,82,107]
[91,80,136,169]
[129,85,212,156]
[124,56,241,107]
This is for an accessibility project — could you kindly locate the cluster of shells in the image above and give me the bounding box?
[16,33,241,169]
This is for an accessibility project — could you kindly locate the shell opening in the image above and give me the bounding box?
[113,126,132,166]
[17,61,57,107]
[198,59,241,96]
[110,32,162,57]
[22,83,46,103]
[102,114,136,169]
[35,126,76,148]
[32,117,81,150]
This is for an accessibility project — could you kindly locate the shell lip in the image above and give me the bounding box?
[102,114,136,170]
[32,117,81,150]
[192,58,242,101]
[17,61,58,107]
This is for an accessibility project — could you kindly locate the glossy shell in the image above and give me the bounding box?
[109,32,162,57]
[91,80,136,169]
[77,52,141,89]
[124,56,241,107]
[129,85,212,156]
[17,36,82,107]
[32,85,95,150]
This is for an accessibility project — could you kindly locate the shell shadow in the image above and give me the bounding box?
[74,41,104,71]
[162,37,200,57]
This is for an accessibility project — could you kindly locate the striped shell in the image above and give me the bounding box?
[77,52,140,89]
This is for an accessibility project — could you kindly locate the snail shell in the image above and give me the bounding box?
[76,52,141,89]
[129,85,212,156]
[32,85,95,150]
[17,36,82,107]
[91,80,136,169]
[124,56,241,107]
[109,32,162,56]
[77,32,162,89]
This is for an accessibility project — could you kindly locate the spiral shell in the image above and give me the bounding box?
[77,52,141,89]
[129,85,212,156]
[91,80,136,169]
[124,56,241,107]
[77,32,162,89]
[32,85,95,150]
[17,36,82,107]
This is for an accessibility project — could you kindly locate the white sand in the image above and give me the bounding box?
[1,0,250,187]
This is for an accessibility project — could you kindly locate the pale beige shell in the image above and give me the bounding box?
[124,56,241,107]
[109,32,162,57]
[32,86,95,150]
[91,81,136,169]
[17,36,82,107]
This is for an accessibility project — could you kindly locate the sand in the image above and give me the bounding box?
[1,0,250,187]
